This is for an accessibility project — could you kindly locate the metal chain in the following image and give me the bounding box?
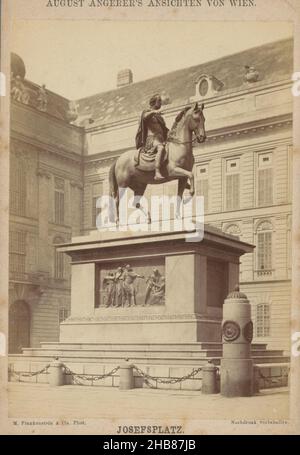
[11,362,203,386]
[143,378,157,389]
[10,364,120,383]
[10,362,290,389]
[10,364,51,378]
[133,365,202,384]
[64,365,120,382]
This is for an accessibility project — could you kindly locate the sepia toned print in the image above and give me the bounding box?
[1,5,300,435]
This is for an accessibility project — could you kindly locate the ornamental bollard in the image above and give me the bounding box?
[49,358,65,387]
[202,361,218,394]
[253,365,260,394]
[220,285,253,397]
[119,360,134,390]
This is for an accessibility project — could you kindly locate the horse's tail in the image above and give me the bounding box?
[109,161,118,198]
[108,161,118,222]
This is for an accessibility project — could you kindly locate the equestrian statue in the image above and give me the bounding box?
[109,94,206,224]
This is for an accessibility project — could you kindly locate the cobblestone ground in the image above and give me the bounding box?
[5,383,289,424]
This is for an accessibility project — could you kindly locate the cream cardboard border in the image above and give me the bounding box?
[0,0,299,435]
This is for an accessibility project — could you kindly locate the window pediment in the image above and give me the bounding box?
[224,223,241,237]
[256,220,273,232]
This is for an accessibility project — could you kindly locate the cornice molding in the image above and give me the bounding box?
[11,98,83,132]
[203,115,292,144]
[66,314,221,323]
[11,130,83,164]
[82,115,292,169]
[10,112,292,169]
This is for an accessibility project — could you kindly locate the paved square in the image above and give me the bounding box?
[7,383,289,420]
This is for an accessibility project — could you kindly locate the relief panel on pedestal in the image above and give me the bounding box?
[96,258,165,309]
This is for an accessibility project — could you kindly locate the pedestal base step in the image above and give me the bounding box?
[8,342,289,391]
[18,341,286,364]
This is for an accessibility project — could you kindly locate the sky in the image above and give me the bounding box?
[11,21,293,100]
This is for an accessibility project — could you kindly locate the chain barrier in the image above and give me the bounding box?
[10,363,120,383]
[10,364,51,380]
[11,362,203,387]
[64,365,120,383]
[132,365,203,385]
[10,363,202,385]
[10,361,290,390]
[143,378,157,389]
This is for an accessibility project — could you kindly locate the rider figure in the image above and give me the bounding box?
[136,94,169,181]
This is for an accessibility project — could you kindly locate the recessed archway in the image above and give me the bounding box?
[8,300,30,353]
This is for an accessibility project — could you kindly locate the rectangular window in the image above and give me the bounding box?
[9,231,26,279]
[10,156,26,216]
[288,145,293,202]
[92,182,103,227]
[55,251,64,279]
[196,164,209,212]
[225,158,240,210]
[59,308,69,323]
[257,231,272,271]
[258,152,273,206]
[54,178,65,225]
[256,303,270,337]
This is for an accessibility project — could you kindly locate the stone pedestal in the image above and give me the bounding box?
[58,225,253,345]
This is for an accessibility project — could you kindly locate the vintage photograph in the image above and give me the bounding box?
[1,15,298,434]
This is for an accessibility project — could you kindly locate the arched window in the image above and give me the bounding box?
[256,220,273,277]
[53,236,64,279]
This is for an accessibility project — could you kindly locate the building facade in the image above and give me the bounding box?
[9,38,293,352]
[9,55,84,352]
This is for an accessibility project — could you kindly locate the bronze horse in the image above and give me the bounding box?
[109,103,206,224]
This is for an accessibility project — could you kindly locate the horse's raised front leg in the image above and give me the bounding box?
[170,167,195,196]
